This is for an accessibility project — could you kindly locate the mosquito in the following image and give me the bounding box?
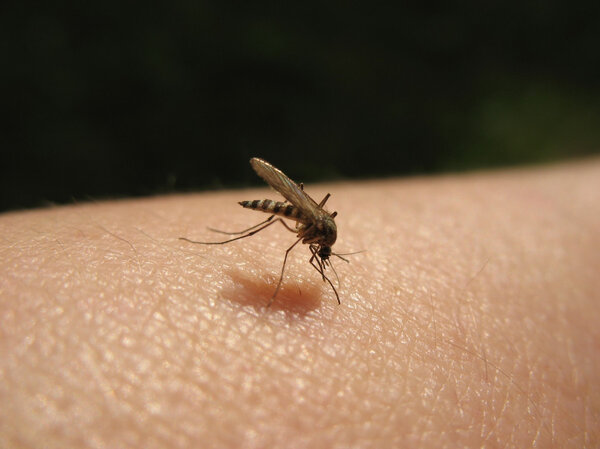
[180,157,354,307]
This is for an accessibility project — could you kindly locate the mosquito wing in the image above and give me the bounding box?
[249,157,323,219]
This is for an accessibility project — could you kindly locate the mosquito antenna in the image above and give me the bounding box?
[334,250,366,256]
[332,249,365,263]
[334,254,350,263]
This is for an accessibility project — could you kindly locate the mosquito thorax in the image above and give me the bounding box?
[316,215,337,247]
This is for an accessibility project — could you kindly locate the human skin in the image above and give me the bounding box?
[1,159,599,448]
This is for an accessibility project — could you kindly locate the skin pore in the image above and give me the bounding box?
[1,159,599,448]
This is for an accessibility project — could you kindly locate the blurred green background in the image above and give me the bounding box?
[2,2,599,212]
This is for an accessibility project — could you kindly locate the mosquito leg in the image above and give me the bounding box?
[207,215,275,235]
[277,219,297,233]
[309,255,325,281]
[329,259,341,288]
[180,218,282,245]
[308,245,327,281]
[308,256,341,304]
[324,273,341,304]
[210,214,295,236]
[267,237,303,307]
[318,193,331,208]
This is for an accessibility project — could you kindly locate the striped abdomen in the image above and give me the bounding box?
[239,199,307,221]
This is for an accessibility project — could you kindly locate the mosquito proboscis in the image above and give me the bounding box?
[180,157,359,307]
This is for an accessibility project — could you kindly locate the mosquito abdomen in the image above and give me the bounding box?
[239,199,305,220]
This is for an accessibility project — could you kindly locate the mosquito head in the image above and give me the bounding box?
[318,245,332,260]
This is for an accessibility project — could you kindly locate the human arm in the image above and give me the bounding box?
[1,159,599,448]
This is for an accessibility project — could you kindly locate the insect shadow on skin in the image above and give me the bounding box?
[220,267,322,314]
[180,157,361,307]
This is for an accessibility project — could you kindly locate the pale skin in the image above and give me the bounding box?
[1,159,599,448]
